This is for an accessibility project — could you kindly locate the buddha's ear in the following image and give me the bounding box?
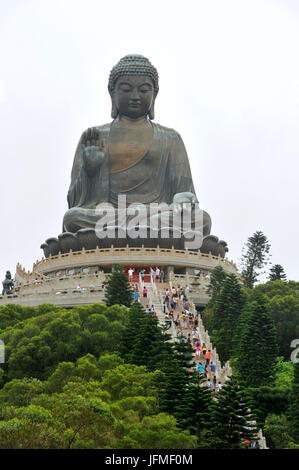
[148,106,154,120]
[148,101,155,120]
[110,94,118,119]
[148,93,157,120]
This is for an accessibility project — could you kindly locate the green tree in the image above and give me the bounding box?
[105,264,132,307]
[0,378,45,406]
[237,297,278,387]
[269,264,287,282]
[0,405,58,449]
[120,302,148,362]
[244,386,291,428]
[208,377,257,449]
[99,364,163,402]
[268,295,299,359]
[210,274,245,364]
[274,357,294,388]
[116,413,198,449]
[252,280,299,299]
[159,340,194,419]
[0,304,128,383]
[264,414,291,449]
[174,371,213,439]
[207,266,227,304]
[288,362,299,444]
[240,231,271,288]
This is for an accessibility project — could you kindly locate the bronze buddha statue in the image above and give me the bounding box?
[41,54,228,257]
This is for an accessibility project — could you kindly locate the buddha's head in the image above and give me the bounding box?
[108,54,159,120]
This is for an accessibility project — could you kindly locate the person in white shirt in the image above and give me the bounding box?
[128,268,134,282]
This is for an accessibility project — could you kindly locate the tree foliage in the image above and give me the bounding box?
[269,264,287,282]
[210,274,245,364]
[240,231,271,288]
[0,304,127,383]
[288,363,299,443]
[105,264,132,307]
[236,297,278,387]
[207,266,227,303]
[208,377,257,449]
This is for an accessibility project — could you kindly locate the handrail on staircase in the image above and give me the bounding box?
[139,272,144,290]
[150,270,157,295]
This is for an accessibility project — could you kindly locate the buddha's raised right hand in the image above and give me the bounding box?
[82,127,105,175]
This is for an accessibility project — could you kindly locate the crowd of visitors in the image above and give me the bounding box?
[160,284,223,393]
[127,267,165,283]
[127,269,223,394]
[177,333,222,393]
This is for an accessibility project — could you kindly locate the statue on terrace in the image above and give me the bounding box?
[41,54,228,257]
[2,271,14,295]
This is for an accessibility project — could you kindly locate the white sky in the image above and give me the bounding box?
[0,0,298,282]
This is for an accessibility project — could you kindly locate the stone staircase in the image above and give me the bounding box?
[131,273,267,449]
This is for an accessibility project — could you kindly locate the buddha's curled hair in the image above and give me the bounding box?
[108,54,159,95]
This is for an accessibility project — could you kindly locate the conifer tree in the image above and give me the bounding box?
[207,266,227,304]
[209,377,257,448]
[268,264,287,282]
[175,371,213,438]
[237,296,278,387]
[211,274,245,364]
[158,339,199,421]
[174,338,194,369]
[241,231,271,288]
[133,309,173,372]
[120,302,175,373]
[105,264,132,307]
[159,355,190,417]
[120,302,146,361]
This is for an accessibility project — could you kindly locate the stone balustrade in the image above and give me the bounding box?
[29,245,237,275]
[16,271,107,292]
[0,285,106,308]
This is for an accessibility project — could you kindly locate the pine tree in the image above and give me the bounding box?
[120,302,146,361]
[209,377,257,449]
[207,266,227,304]
[175,371,213,438]
[105,264,132,307]
[120,301,175,373]
[159,340,196,418]
[133,309,173,372]
[241,231,271,288]
[269,264,287,282]
[211,274,245,364]
[237,296,278,387]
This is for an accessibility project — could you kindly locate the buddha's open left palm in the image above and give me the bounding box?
[82,128,105,175]
[173,192,197,204]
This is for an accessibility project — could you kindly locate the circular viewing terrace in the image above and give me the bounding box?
[25,245,238,279]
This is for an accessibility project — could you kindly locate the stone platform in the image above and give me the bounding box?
[0,246,238,308]
[30,245,237,277]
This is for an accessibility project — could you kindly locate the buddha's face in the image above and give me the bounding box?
[114,75,155,119]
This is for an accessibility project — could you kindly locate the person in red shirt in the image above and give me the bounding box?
[205,350,211,366]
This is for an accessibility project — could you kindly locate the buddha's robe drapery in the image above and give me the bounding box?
[64,121,211,239]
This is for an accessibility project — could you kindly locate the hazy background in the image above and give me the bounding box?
[0,0,298,281]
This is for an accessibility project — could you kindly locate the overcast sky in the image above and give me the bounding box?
[0,0,298,282]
